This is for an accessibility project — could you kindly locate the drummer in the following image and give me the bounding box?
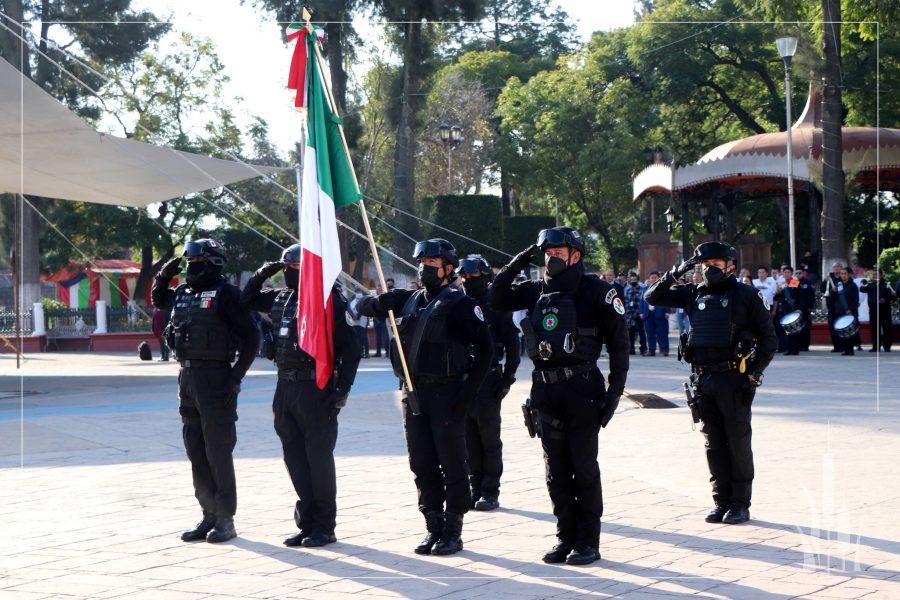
[774,266,812,356]
[828,267,861,356]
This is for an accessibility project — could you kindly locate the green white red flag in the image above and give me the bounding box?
[294,25,362,388]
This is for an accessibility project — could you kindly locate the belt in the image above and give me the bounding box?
[535,363,594,384]
[180,359,230,368]
[278,367,317,382]
[693,361,736,375]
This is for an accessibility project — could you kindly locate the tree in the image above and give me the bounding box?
[369,0,484,241]
[0,0,167,308]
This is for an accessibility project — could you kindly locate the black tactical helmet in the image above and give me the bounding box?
[183,238,226,266]
[693,241,738,263]
[412,238,459,268]
[536,226,586,254]
[281,243,302,264]
[456,255,493,280]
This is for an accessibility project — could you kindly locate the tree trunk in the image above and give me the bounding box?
[323,22,347,117]
[808,187,821,265]
[500,171,511,216]
[391,22,422,242]
[820,0,847,272]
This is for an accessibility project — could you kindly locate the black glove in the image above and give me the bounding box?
[255,261,283,280]
[329,389,349,419]
[673,257,698,279]
[506,244,537,272]
[598,392,620,428]
[158,257,182,280]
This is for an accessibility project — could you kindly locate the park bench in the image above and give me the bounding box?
[44,321,95,351]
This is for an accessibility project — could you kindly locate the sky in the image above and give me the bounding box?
[131,0,637,157]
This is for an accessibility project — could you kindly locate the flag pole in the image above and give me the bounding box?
[302,10,420,413]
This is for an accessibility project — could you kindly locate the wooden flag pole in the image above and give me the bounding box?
[302,10,420,412]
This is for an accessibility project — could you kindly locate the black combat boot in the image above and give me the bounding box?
[206,517,237,543]
[431,512,464,556]
[566,544,601,565]
[542,541,574,564]
[283,531,308,547]
[705,506,729,523]
[474,496,499,511]
[180,513,216,542]
[414,511,444,555]
[723,506,750,524]
[301,531,337,547]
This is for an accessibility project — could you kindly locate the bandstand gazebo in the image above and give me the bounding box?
[632,83,900,277]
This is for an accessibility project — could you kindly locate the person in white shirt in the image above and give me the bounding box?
[349,292,370,358]
[752,267,776,310]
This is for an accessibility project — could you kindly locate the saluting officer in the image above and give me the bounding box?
[357,239,494,556]
[457,255,521,512]
[645,242,776,525]
[241,244,361,548]
[492,227,629,566]
[152,239,260,543]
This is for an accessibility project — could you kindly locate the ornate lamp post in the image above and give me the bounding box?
[776,35,799,268]
[438,123,464,193]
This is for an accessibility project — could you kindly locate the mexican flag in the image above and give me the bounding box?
[58,273,91,308]
[293,26,361,389]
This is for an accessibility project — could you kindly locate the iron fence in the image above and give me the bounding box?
[107,306,152,333]
[0,309,32,335]
[44,307,96,331]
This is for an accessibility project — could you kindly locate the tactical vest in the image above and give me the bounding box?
[390,288,471,380]
[268,288,315,370]
[167,281,236,363]
[529,290,600,367]
[471,297,505,367]
[687,288,735,351]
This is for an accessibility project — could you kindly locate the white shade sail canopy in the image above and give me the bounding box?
[0,56,285,207]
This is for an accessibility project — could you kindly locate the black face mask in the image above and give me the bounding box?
[186,261,222,288]
[284,267,299,290]
[703,265,729,287]
[630,280,639,287]
[464,277,488,298]
[545,256,569,277]
[418,264,444,291]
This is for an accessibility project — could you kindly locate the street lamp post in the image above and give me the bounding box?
[776,35,799,269]
[438,123,463,193]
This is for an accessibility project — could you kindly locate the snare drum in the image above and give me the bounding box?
[834,314,859,339]
[779,310,805,335]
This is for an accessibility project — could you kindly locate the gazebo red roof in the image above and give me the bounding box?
[633,83,900,199]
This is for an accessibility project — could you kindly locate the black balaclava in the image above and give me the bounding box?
[544,253,584,292]
[702,263,735,288]
[284,266,299,290]
[463,276,488,299]
[418,263,446,295]
[186,261,223,289]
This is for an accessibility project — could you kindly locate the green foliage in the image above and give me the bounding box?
[421,194,504,265]
[39,297,68,312]
[879,247,900,284]
[502,215,555,264]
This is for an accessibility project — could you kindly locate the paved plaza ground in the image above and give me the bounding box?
[0,347,898,599]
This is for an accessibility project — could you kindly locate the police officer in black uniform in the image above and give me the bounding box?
[492,227,630,566]
[152,239,260,543]
[241,244,361,548]
[645,241,776,525]
[357,239,494,556]
[457,255,520,512]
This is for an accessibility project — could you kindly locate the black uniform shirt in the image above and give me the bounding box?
[240,278,362,393]
[490,263,630,399]
[358,284,495,402]
[645,271,777,374]
[151,274,260,382]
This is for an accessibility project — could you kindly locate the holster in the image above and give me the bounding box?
[519,316,540,360]
[521,397,542,438]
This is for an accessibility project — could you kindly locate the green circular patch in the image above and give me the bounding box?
[542,313,559,331]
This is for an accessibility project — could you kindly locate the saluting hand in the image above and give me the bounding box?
[158,257,182,280]
[508,244,537,271]
[673,257,697,279]
[255,261,283,280]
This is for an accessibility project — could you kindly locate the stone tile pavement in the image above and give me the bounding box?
[0,349,898,599]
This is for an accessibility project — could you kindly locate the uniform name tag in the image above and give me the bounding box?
[200,290,217,298]
[279,326,289,337]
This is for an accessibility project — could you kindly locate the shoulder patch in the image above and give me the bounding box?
[474,305,485,322]
[345,311,354,326]
[605,288,617,304]
[613,297,626,315]
[758,291,770,310]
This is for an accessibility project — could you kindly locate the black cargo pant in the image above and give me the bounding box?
[466,369,503,501]
[178,363,238,519]
[273,375,338,535]
[697,369,754,509]
[532,367,605,549]
[402,381,471,515]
